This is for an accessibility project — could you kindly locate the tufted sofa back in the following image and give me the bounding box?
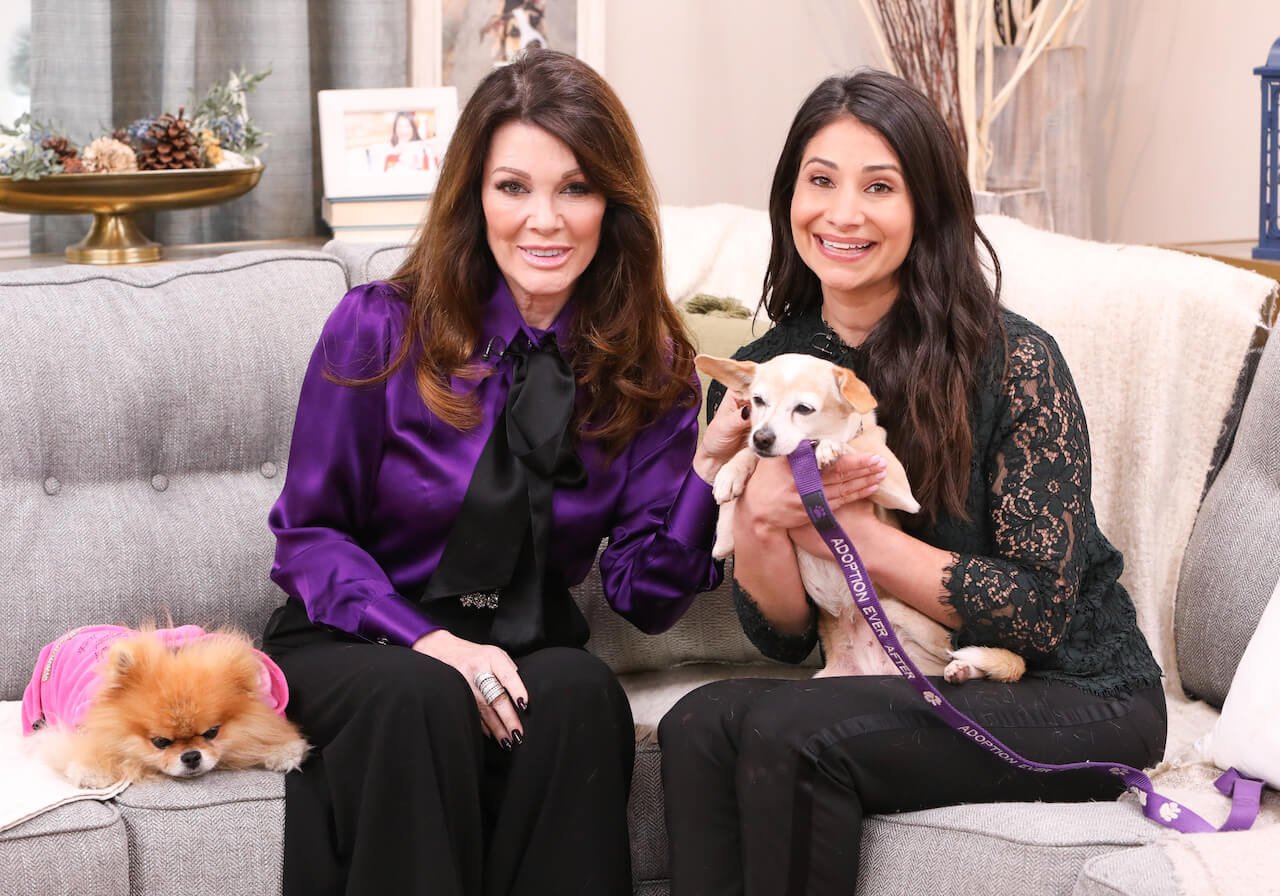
[0,251,348,700]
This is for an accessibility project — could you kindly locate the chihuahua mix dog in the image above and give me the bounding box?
[22,625,309,788]
[696,353,1025,684]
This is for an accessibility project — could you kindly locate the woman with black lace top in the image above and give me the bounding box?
[658,70,1167,896]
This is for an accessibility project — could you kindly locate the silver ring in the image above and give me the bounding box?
[473,671,507,705]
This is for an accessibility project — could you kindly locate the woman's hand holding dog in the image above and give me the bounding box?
[728,452,887,634]
[412,630,527,748]
[693,394,753,485]
[745,451,888,532]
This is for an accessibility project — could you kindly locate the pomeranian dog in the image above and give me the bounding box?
[696,352,1025,684]
[22,625,309,788]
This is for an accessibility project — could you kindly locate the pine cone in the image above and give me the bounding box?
[112,128,132,146]
[136,107,202,170]
[62,156,87,174]
[41,135,79,163]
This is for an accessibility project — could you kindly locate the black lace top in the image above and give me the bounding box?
[706,305,1163,697]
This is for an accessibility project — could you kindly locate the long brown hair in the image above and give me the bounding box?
[764,70,1003,522]
[382,49,694,458]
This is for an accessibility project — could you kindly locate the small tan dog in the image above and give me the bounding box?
[696,352,1024,684]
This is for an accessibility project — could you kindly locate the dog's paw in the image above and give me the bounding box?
[946,646,1026,684]
[711,536,735,560]
[64,761,121,790]
[815,439,848,468]
[264,738,310,773]
[713,468,749,504]
[942,659,975,684]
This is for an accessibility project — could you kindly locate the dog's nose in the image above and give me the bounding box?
[753,429,775,453]
[180,750,202,769]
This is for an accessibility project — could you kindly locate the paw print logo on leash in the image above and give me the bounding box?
[923,691,941,707]
[1159,801,1182,822]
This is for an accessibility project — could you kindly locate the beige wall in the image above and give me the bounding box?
[1079,0,1280,244]
[599,0,1280,246]
[604,0,875,213]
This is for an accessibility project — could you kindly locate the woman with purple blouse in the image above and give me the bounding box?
[259,50,768,896]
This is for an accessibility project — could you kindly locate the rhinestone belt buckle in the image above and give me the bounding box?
[459,591,500,610]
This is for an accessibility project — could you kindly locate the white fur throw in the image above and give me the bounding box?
[0,701,128,833]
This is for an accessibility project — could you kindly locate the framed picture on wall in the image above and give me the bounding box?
[317,86,460,199]
[410,1,606,104]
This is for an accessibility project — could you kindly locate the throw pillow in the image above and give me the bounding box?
[1175,331,1280,706]
[1199,574,1280,788]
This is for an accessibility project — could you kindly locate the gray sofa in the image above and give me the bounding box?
[2,212,1277,895]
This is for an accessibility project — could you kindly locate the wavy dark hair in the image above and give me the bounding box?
[763,69,1003,522]
[376,49,694,458]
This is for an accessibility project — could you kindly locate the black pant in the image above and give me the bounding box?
[263,601,635,896]
[658,675,1166,896]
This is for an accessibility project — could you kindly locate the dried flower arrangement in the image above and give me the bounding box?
[0,67,271,181]
[858,1,1091,190]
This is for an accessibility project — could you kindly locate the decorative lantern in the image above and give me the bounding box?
[1255,36,1280,260]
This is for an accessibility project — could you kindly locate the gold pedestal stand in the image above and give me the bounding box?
[0,165,264,265]
[69,212,162,264]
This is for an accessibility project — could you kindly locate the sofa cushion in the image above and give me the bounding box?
[0,251,349,701]
[1175,331,1280,706]
[581,549,807,675]
[855,803,1158,896]
[1072,845,1177,896]
[113,771,283,896]
[321,239,408,286]
[0,800,129,896]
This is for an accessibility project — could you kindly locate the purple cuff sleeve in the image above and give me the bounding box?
[356,595,441,647]
[665,469,720,550]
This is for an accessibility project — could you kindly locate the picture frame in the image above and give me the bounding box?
[410,1,606,103]
[317,87,460,199]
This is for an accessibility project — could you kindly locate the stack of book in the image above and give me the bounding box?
[321,194,431,244]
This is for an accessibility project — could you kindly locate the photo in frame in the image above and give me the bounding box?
[410,1,606,106]
[317,87,460,199]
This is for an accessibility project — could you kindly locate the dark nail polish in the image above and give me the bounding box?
[740,405,750,420]
[517,697,528,712]
[512,730,524,746]
[500,738,512,751]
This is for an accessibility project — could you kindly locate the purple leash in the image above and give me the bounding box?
[787,441,1263,834]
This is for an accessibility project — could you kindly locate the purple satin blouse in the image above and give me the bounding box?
[269,278,723,648]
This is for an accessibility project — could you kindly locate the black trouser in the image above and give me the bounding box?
[263,600,635,896]
[658,675,1166,896]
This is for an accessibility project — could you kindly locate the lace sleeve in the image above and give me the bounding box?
[733,580,819,663]
[943,332,1091,658]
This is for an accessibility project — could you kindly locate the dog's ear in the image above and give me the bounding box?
[695,354,757,397]
[479,13,506,38]
[834,368,877,413]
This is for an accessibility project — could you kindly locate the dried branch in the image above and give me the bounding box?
[860,1,1091,191]
[861,0,967,159]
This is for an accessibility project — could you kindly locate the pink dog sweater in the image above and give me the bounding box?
[20,624,290,735]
